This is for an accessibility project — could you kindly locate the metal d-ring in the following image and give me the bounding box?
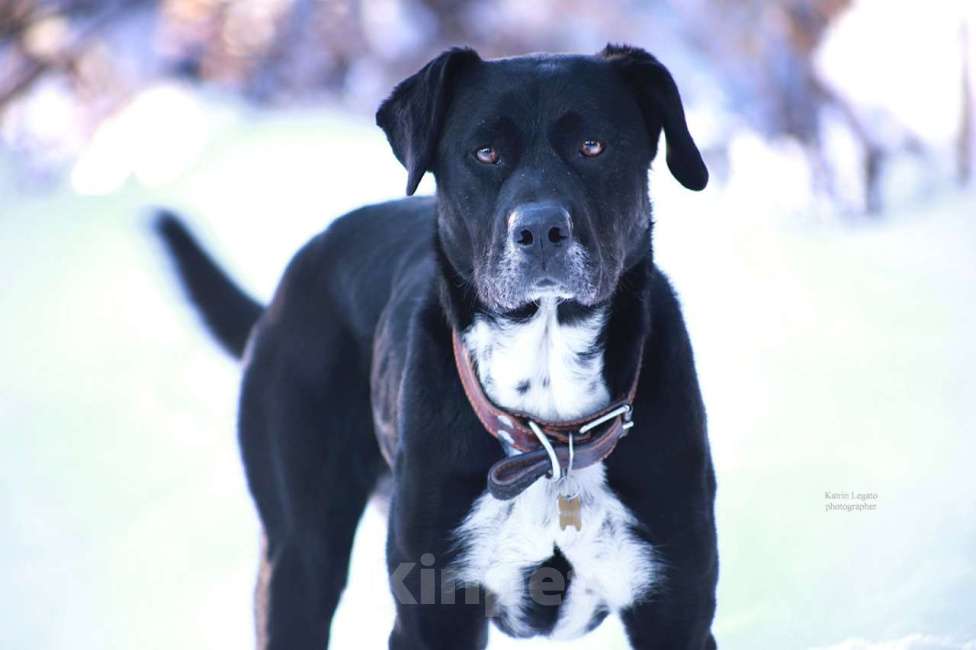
[527,420,561,482]
[578,403,633,435]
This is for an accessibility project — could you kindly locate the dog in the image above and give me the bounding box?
[157,44,718,649]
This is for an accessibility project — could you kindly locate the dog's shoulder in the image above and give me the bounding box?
[284,195,437,287]
[643,265,705,413]
[261,195,438,332]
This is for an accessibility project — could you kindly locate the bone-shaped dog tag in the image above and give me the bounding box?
[557,474,582,531]
[556,472,583,531]
[558,494,582,531]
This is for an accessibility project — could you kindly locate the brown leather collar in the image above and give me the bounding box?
[452,330,642,500]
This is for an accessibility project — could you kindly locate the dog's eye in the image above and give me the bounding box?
[475,146,499,164]
[580,139,605,158]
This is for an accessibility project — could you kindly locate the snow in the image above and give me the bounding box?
[2,80,975,650]
[812,635,976,650]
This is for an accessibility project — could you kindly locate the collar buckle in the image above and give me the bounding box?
[577,403,633,435]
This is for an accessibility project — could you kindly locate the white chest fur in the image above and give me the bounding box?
[462,299,610,422]
[454,300,656,640]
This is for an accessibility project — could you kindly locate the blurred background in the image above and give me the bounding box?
[1,1,975,649]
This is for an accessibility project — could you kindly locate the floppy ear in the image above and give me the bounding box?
[600,44,708,191]
[376,47,481,196]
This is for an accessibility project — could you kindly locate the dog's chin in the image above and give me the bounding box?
[475,274,607,313]
[526,284,576,303]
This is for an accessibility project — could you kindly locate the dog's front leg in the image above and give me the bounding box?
[618,523,718,650]
[383,314,501,649]
[620,582,718,649]
[385,527,490,650]
[384,467,491,650]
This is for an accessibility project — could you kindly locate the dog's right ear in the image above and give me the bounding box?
[376,48,481,196]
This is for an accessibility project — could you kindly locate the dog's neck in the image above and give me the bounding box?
[436,236,654,420]
[462,298,611,421]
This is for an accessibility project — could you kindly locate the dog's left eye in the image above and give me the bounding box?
[475,146,499,164]
[580,139,605,158]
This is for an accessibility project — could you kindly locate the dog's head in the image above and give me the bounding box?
[377,44,707,312]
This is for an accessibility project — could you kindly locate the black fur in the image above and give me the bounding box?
[602,44,709,191]
[158,44,718,649]
[154,211,262,357]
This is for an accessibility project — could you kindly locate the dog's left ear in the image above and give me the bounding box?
[376,47,481,196]
[600,44,708,191]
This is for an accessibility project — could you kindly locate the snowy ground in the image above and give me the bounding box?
[2,93,975,650]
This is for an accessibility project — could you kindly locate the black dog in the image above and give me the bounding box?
[158,44,718,649]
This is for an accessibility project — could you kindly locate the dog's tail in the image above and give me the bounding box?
[154,210,263,358]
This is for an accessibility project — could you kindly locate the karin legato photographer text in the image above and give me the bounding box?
[825,490,880,513]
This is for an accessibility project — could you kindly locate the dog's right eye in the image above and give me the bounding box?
[580,139,605,158]
[475,146,499,164]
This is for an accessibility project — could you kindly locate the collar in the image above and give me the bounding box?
[452,330,642,500]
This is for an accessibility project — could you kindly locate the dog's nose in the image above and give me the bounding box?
[508,202,572,251]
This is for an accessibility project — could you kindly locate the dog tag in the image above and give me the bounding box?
[558,494,582,531]
[557,474,582,531]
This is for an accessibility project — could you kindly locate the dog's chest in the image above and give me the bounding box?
[462,300,610,421]
[455,301,655,639]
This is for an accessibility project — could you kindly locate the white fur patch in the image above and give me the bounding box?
[454,299,656,639]
[462,299,609,421]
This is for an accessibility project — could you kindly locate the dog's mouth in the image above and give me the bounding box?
[525,276,576,302]
[475,243,607,311]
